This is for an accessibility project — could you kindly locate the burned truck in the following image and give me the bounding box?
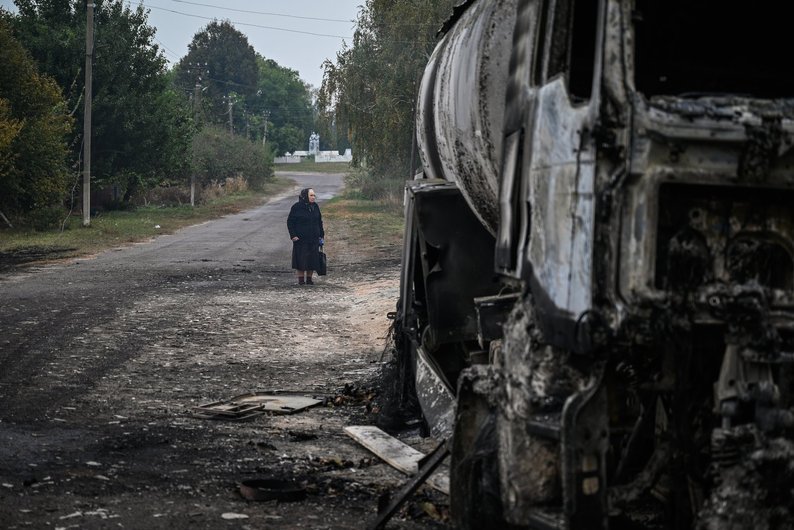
[390,0,794,528]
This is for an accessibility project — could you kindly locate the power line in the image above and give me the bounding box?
[128,0,352,39]
[153,36,183,61]
[169,0,355,23]
[132,1,438,43]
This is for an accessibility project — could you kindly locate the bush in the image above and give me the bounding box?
[192,126,273,191]
[222,176,248,194]
[137,185,191,207]
[200,176,248,202]
[104,199,137,212]
[27,205,67,230]
[0,22,73,219]
[345,166,405,209]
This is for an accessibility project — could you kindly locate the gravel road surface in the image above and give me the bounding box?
[0,172,447,529]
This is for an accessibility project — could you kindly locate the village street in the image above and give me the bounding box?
[0,172,447,529]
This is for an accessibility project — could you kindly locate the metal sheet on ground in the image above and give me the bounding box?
[192,393,323,420]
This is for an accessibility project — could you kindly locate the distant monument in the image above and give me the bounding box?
[308,132,320,155]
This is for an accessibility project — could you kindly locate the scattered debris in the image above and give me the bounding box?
[288,430,319,442]
[239,478,307,502]
[344,425,449,495]
[309,455,355,469]
[249,440,277,451]
[332,383,377,407]
[191,392,323,421]
[367,439,450,530]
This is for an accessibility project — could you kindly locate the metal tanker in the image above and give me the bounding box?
[390,0,794,528]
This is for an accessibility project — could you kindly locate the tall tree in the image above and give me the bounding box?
[8,0,191,201]
[173,20,259,133]
[0,17,72,221]
[173,22,316,156]
[318,0,455,185]
[252,56,314,155]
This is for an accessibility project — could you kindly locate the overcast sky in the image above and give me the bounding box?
[0,0,364,89]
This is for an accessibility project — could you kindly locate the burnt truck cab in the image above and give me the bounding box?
[398,0,794,528]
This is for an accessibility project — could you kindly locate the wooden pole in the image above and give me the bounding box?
[82,0,94,226]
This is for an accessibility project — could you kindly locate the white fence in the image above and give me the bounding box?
[273,155,302,164]
[315,149,352,163]
[274,149,352,164]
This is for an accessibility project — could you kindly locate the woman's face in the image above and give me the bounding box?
[308,189,316,203]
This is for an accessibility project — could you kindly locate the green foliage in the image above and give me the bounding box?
[173,21,259,130]
[344,165,405,205]
[2,1,326,216]
[0,18,72,221]
[318,0,455,194]
[173,24,316,157]
[27,205,68,230]
[191,125,273,190]
[253,56,314,155]
[7,0,192,201]
[270,123,304,156]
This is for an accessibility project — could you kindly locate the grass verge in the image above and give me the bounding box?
[320,192,405,263]
[274,161,352,174]
[0,177,294,261]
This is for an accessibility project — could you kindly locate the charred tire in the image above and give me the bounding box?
[376,303,424,432]
[450,366,509,530]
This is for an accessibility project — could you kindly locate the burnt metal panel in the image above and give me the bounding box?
[412,182,500,344]
[474,293,521,344]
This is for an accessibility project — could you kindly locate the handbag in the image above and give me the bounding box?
[317,246,327,276]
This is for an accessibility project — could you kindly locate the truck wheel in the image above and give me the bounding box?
[450,365,509,529]
[376,304,423,431]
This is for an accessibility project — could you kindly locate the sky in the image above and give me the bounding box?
[0,0,364,90]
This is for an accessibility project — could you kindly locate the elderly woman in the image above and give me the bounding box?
[286,187,325,285]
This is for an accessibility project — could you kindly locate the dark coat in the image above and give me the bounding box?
[287,189,324,270]
[287,199,324,241]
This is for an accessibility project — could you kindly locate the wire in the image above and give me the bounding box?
[168,0,355,23]
[127,0,353,39]
[153,37,183,61]
[130,0,439,43]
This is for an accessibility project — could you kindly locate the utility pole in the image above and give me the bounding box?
[187,63,208,207]
[226,94,235,135]
[82,0,94,227]
[262,110,270,146]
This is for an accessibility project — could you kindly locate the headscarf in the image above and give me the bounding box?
[298,187,315,211]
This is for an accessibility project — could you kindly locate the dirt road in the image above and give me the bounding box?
[0,173,446,529]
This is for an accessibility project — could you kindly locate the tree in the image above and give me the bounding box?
[173,22,316,157]
[173,20,259,132]
[7,0,191,202]
[251,56,314,155]
[0,17,72,223]
[318,0,455,192]
[269,123,304,156]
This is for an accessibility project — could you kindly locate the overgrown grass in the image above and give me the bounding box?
[274,161,352,174]
[321,191,405,252]
[0,177,294,259]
